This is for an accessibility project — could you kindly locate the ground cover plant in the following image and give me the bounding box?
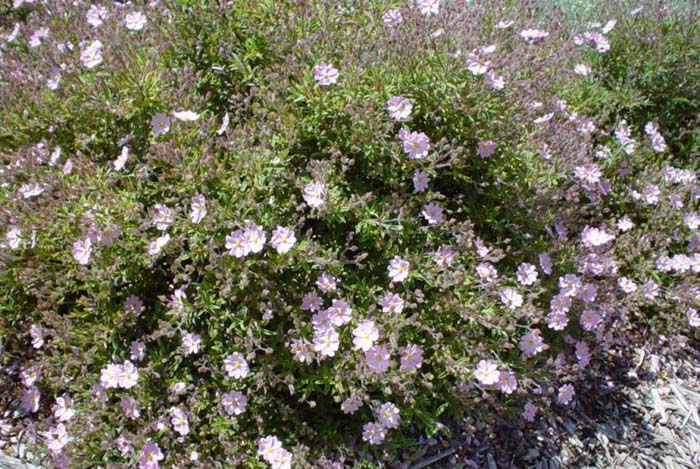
[0,0,698,467]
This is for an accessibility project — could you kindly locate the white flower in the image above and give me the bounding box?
[114,146,129,171]
[148,234,170,256]
[303,181,328,208]
[270,226,296,254]
[388,256,410,282]
[190,194,207,224]
[86,5,108,28]
[125,11,147,31]
[417,0,440,16]
[386,96,412,121]
[474,359,500,385]
[19,183,44,199]
[80,40,103,68]
[173,110,200,121]
[352,319,379,352]
[6,227,22,249]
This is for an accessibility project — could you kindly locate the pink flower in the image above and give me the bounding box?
[522,402,537,422]
[151,113,170,136]
[312,327,340,357]
[311,309,334,331]
[499,287,523,309]
[382,9,403,29]
[416,0,440,16]
[224,353,249,379]
[86,5,108,28]
[477,140,497,158]
[519,331,545,357]
[539,252,553,274]
[270,226,296,254]
[341,396,362,414]
[313,63,339,86]
[20,366,40,387]
[19,182,45,199]
[516,262,538,286]
[577,283,597,303]
[642,280,659,300]
[169,407,189,436]
[352,319,379,351]
[169,288,187,311]
[412,170,430,192]
[386,96,412,121]
[290,339,313,363]
[29,324,44,349]
[388,256,410,282]
[182,332,202,355]
[581,225,615,249]
[303,181,328,208]
[326,299,352,326]
[72,238,92,265]
[474,359,500,385]
[316,272,338,293]
[80,40,103,68]
[421,202,443,225]
[222,391,248,416]
[402,131,430,159]
[225,229,249,258]
[125,11,147,31]
[147,234,170,256]
[151,204,174,231]
[365,345,391,373]
[376,402,400,429]
[575,341,591,368]
[378,293,404,313]
[547,311,569,331]
[258,436,286,463]
[120,396,140,420]
[139,442,164,469]
[118,361,139,389]
[100,363,122,388]
[21,386,40,413]
[130,341,146,361]
[189,194,207,224]
[557,384,575,405]
[520,28,549,42]
[498,370,518,394]
[244,224,266,253]
[362,422,387,445]
[558,274,581,297]
[434,245,457,268]
[301,292,323,311]
[173,110,200,121]
[125,295,143,316]
[44,423,71,453]
[476,262,498,282]
[484,70,506,91]
[400,344,423,371]
[687,309,700,328]
[52,395,74,422]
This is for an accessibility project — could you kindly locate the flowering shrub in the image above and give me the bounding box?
[0,0,698,467]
